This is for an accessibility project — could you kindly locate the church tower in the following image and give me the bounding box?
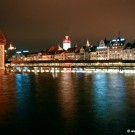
[63,35,71,50]
[0,31,6,70]
[86,40,90,47]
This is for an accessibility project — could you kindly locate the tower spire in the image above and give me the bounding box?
[118,31,121,37]
[86,40,90,47]
[63,35,71,50]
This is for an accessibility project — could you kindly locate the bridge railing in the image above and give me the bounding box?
[5,60,135,68]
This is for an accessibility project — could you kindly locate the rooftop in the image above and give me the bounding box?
[0,31,6,44]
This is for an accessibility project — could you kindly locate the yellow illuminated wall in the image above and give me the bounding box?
[0,44,5,69]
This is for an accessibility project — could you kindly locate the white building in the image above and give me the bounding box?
[63,35,71,50]
[123,42,135,60]
[96,40,108,60]
[8,44,16,50]
[108,37,126,60]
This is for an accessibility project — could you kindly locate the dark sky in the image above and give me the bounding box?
[0,0,135,51]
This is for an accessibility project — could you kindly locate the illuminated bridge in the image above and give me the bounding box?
[5,60,135,72]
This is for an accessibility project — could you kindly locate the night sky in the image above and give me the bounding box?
[0,0,135,51]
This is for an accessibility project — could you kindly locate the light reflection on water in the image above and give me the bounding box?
[57,73,76,121]
[0,71,135,135]
[92,73,128,133]
[15,74,33,128]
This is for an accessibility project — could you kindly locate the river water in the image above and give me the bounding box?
[0,71,135,135]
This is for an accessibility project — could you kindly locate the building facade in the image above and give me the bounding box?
[108,37,126,60]
[0,32,6,70]
[63,35,71,50]
[7,35,135,62]
[96,40,108,60]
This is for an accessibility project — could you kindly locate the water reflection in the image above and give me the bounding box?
[57,73,77,122]
[52,71,58,78]
[92,73,127,133]
[15,74,32,109]
[1,72,135,135]
[0,70,4,90]
[15,73,33,128]
[0,71,16,126]
[92,73,109,118]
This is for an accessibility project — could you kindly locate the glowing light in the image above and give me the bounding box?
[63,35,71,50]
[97,46,107,49]
[23,50,29,53]
[16,51,21,54]
[8,44,16,50]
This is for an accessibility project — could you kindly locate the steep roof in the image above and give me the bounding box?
[0,31,6,44]
[131,42,135,49]
[67,47,81,53]
[124,42,131,49]
[55,50,65,54]
[109,37,126,46]
[104,38,111,46]
[46,45,63,53]
[90,45,97,52]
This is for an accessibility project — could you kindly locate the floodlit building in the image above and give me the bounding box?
[75,47,85,60]
[9,50,30,61]
[108,37,126,60]
[0,31,6,69]
[54,50,66,60]
[8,44,16,50]
[42,45,63,60]
[66,47,77,60]
[96,40,108,60]
[131,42,135,60]
[6,44,16,61]
[13,35,135,61]
[63,35,71,50]
[123,42,135,60]
[90,45,97,60]
[123,42,132,60]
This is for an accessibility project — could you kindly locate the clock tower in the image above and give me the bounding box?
[0,31,6,70]
[63,35,71,50]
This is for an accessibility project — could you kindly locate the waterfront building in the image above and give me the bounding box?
[9,35,135,62]
[76,47,85,60]
[90,45,97,60]
[123,41,135,60]
[54,50,66,60]
[32,53,42,60]
[42,45,63,60]
[96,40,108,60]
[42,52,54,60]
[9,54,25,61]
[84,40,92,60]
[66,45,90,60]
[84,48,91,60]
[123,42,132,60]
[9,50,30,61]
[131,42,135,60]
[6,44,16,61]
[0,31,6,69]
[63,35,71,50]
[66,47,77,60]
[108,37,126,60]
